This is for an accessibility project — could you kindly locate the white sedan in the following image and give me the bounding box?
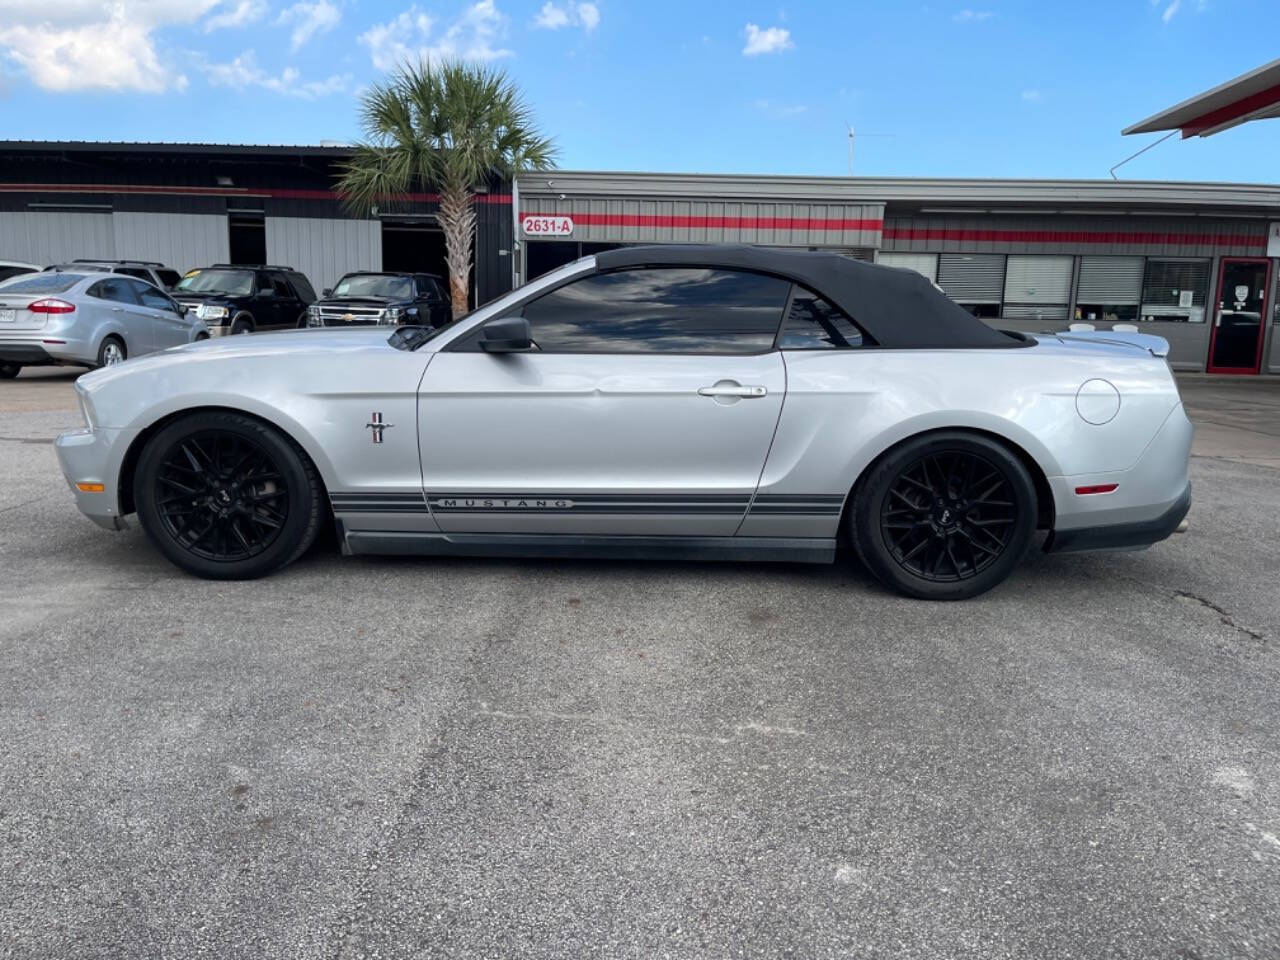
[55,246,1191,599]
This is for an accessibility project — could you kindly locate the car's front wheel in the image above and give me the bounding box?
[134,411,324,580]
[0,362,20,380]
[230,316,254,335]
[851,431,1037,600]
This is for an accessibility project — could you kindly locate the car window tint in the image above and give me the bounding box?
[157,269,181,289]
[779,286,869,349]
[0,266,33,283]
[4,273,82,294]
[519,267,791,354]
[288,273,316,302]
[132,280,176,311]
[115,267,153,282]
[89,278,140,304]
[256,273,275,294]
[272,274,292,298]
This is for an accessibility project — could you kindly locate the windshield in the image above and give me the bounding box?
[334,274,412,299]
[176,269,253,296]
[0,272,82,293]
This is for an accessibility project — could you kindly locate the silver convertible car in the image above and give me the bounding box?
[54,246,1192,599]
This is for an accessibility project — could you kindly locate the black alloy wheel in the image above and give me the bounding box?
[0,362,20,379]
[135,411,324,579]
[851,431,1036,600]
[153,431,288,562]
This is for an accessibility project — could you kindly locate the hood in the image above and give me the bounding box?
[318,295,401,307]
[78,327,395,391]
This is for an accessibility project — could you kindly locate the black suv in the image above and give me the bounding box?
[305,272,452,329]
[173,265,317,335]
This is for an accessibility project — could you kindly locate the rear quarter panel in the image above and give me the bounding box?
[740,345,1182,537]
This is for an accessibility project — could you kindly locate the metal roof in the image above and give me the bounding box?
[1123,58,1280,138]
[0,140,353,157]
[517,170,1280,211]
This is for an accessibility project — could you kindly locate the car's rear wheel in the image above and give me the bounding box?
[97,336,126,368]
[230,316,254,335]
[134,411,324,580]
[851,431,1036,600]
[0,362,20,380]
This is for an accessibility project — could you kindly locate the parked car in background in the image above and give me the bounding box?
[305,271,452,329]
[48,260,183,291]
[0,271,208,378]
[54,246,1191,599]
[0,260,40,284]
[173,265,316,335]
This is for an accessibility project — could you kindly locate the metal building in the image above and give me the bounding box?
[516,171,1280,375]
[0,141,515,305]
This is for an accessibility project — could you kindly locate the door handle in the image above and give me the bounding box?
[698,381,767,398]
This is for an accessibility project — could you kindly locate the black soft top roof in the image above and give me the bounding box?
[594,245,1028,350]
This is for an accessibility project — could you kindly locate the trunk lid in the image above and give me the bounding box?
[0,294,53,331]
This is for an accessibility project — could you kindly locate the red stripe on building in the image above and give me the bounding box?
[0,183,512,204]
[562,212,884,232]
[882,226,1266,248]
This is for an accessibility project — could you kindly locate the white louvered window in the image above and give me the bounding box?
[937,254,1005,318]
[1002,255,1073,322]
[877,252,938,283]
[1076,255,1145,323]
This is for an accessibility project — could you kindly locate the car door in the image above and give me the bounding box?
[89,276,153,353]
[416,275,449,327]
[251,271,282,329]
[271,272,303,328]
[125,278,191,350]
[416,266,790,537]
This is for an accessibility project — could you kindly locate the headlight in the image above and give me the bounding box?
[378,307,402,326]
[196,304,229,321]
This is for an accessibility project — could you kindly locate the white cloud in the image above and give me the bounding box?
[752,98,806,116]
[277,0,341,51]
[1161,0,1180,21]
[1021,89,1042,102]
[533,1,598,31]
[742,22,792,56]
[360,1,511,70]
[203,49,349,97]
[952,9,993,21]
[204,0,267,31]
[0,0,222,92]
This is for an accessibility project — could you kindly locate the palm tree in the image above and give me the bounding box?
[337,60,555,316]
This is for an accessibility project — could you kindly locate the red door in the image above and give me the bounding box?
[1207,257,1270,374]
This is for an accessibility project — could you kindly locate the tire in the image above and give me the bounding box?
[0,362,20,380]
[230,316,254,335]
[97,336,127,368]
[850,431,1037,601]
[134,411,325,580]
[195,332,210,342]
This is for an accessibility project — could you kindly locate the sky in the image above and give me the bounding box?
[0,0,1278,183]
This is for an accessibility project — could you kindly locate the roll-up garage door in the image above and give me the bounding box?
[937,254,1004,303]
[1076,256,1144,304]
[1002,255,1073,320]
[878,252,938,283]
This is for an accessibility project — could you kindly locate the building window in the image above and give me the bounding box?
[1002,255,1073,322]
[1075,255,1144,323]
[936,254,1004,318]
[1140,258,1211,323]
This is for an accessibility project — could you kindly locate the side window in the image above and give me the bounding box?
[256,272,275,295]
[272,274,293,298]
[779,286,870,350]
[0,266,33,283]
[156,269,181,289]
[115,267,152,282]
[88,278,139,304]
[134,281,177,312]
[514,267,791,354]
[288,273,316,302]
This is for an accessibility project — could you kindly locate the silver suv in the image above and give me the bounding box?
[48,260,183,291]
[0,271,208,378]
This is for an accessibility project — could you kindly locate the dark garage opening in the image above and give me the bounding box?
[381,221,456,293]
[526,241,625,280]
[228,215,266,265]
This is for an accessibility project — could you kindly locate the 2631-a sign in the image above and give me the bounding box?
[522,215,574,237]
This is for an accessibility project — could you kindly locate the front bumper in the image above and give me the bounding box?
[54,426,134,531]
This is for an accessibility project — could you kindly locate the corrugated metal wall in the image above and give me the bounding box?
[0,210,116,263]
[519,196,884,248]
[264,217,381,292]
[111,212,228,274]
[882,215,1268,257]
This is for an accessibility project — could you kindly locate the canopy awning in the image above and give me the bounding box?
[1123,58,1280,138]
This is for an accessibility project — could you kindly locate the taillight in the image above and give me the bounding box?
[28,298,75,314]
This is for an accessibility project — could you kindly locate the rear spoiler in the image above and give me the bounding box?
[1052,330,1170,358]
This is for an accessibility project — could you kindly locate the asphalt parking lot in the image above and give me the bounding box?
[2,368,1279,959]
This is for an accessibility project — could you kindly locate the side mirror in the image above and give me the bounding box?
[322,287,333,297]
[479,316,532,353]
